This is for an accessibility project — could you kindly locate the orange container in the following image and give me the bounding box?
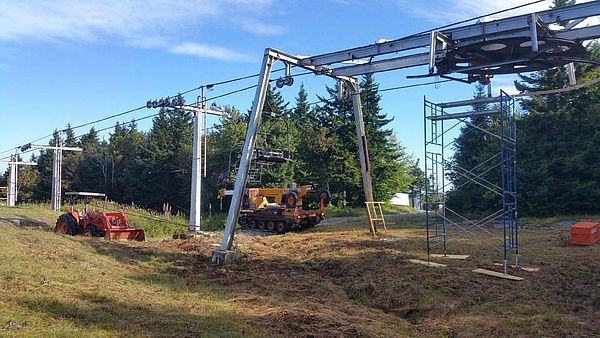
[570,222,600,246]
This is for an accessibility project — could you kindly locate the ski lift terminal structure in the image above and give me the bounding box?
[212,1,600,265]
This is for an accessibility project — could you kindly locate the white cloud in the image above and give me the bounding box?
[0,0,279,61]
[491,76,520,95]
[239,19,285,36]
[0,1,216,42]
[393,0,596,25]
[169,42,252,62]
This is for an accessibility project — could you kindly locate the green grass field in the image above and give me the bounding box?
[0,204,599,337]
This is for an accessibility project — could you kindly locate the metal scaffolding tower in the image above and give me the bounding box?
[424,90,517,272]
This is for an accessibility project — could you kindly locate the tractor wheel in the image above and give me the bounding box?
[249,219,256,228]
[307,217,318,228]
[55,214,78,235]
[88,225,99,237]
[257,221,266,230]
[276,221,286,233]
[267,221,276,232]
[318,190,332,204]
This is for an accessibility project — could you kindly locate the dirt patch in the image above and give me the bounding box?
[0,216,50,230]
[132,216,600,337]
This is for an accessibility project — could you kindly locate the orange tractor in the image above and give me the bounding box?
[55,192,145,241]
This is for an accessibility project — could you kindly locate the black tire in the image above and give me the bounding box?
[55,214,78,235]
[257,221,266,230]
[285,192,298,209]
[307,216,321,228]
[242,195,250,209]
[318,190,332,204]
[276,221,286,234]
[88,225,99,237]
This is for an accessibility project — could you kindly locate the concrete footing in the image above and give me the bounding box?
[211,250,242,265]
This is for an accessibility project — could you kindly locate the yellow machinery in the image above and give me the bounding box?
[219,185,331,233]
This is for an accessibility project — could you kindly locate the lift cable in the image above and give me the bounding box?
[5,71,599,163]
[0,0,549,156]
[0,76,475,162]
[0,68,291,156]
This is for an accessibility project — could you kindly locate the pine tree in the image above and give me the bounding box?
[446,83,501,214]
[62,124,81,191]
[360,74,415,201]
[312,75,416,205]
[258,85,296,187]
[33,130,62,201]
[131,109,193,212]
[204,106,247,212]
[516,42,600,216]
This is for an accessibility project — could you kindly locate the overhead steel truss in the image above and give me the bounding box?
[424,91,517,273]
[212,1,600,263]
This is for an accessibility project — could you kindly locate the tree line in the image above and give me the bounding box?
[2,75,423,215]
[447,41,600,217]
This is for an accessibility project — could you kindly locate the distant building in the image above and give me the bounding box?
[390,193,410,206]
[390,192,421,210]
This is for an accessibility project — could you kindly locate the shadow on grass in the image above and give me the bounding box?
[82,238,188,268]
[19,292,249,337]
[70,226,600,337]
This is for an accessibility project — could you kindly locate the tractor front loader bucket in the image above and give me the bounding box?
[106,228,145,241]
[103,212,145,241]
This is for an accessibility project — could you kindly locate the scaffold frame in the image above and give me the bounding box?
[424,90,518,272]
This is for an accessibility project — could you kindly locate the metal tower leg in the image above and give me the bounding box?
[189,87,204,233]
[51,136,63,212]
[350,81,374,205]
[213,50,274,263]
[8,157,17,207]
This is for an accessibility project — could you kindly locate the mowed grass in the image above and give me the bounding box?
[0,202,189,239]
[0,206,257,337]
[0,204,599,337]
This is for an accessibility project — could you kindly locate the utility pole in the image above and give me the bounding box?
[0,154,36,207]
[21,135,83,211]
[146,93,227,234]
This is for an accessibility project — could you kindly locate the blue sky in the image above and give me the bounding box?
[0,0,578,174]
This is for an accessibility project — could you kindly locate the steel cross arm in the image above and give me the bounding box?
[331,53,430,77]
[0,161,36,165]
[267,48,357,84]
[299,1,600,68]
[31,145,83,152]
[174,105,228,117]
[555,25,600,41]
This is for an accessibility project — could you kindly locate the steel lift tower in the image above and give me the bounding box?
[146,92,227,233]
[0,155,36,207]
[213,1,600,264]
[20,133,83,211]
